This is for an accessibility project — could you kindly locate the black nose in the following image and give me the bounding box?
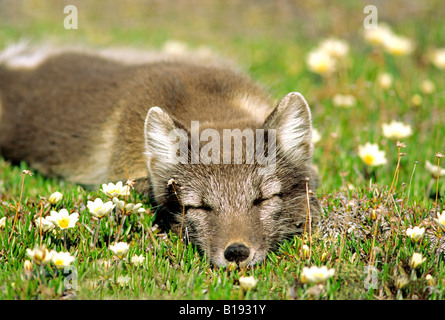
[224,243,250,263]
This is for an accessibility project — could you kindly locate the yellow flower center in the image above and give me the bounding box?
[35,253,45,262]
[363,154,375,166]
[390,48,404,56]
[55,259,64,266]
[313,271,324,279]
[59,217,70,229]
[315,61,328,73]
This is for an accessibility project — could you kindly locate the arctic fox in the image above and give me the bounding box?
[0,44,321,267]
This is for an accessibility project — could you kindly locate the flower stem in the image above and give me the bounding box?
[39,264,46,283]
[8,172,27,243]
[115,215,126,242]
[406,161,417,205]
[37,201,44,246]
[63,229,67,251]
[384,144,402,209]
[91,219,100,248]
[434,157,441,215]
[303,177,312,260]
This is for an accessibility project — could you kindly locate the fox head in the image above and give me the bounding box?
[144,92,321,267]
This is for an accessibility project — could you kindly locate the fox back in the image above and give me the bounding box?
[0,45,321,267]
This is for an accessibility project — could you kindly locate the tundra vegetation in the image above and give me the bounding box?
[0,0,444,300]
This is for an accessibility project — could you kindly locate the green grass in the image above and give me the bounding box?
[1,0,445,300]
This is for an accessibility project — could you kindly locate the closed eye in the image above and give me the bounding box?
[253,194,282,206]
[253,198,265,206]
[185,204,212,212]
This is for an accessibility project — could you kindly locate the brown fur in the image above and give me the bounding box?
[0,48,321,267]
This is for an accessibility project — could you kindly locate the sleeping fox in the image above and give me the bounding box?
[0,44,321,267]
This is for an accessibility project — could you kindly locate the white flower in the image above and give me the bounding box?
[319,38,349,58]
[430,48,445,69]
[358,142,387,166]
[116,275,131,286]
[406,226,425,242]
[48,191,63,205]
[306,49,336,75]
[311,128,321,144]
[363,23,413,56]
[131,254,145,267]
[239,276,258,290]
[347,226,356,234]
[382,34,414,56]
[410,252,426,269]
[301,244,310,259]
[363,23,393,46]
[97,259,113,270]
[420,79,435,94]
[26,245,54,266]
[377,73,393,90]
[425,274,436,286]
[433,211,445,231]
[101,181,130,198]
[23,260,33,275]
[51,251,76,269]
[300,266,335,284]
[425,160,445,179]
[112,197,126,210]
[87,198,115,219]
[46,209,79,230]
[0,216,6,229]
[109,242,130,259]
[382,120,412,140]
[396,276,409,289]
[112,197,145,214]
[332,94,356,108]
[34,217,55,233]
[411,94,422,107]
[124,203,145,214]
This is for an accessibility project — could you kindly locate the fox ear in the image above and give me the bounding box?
[264,92,313,164]
[144,107,188,180]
